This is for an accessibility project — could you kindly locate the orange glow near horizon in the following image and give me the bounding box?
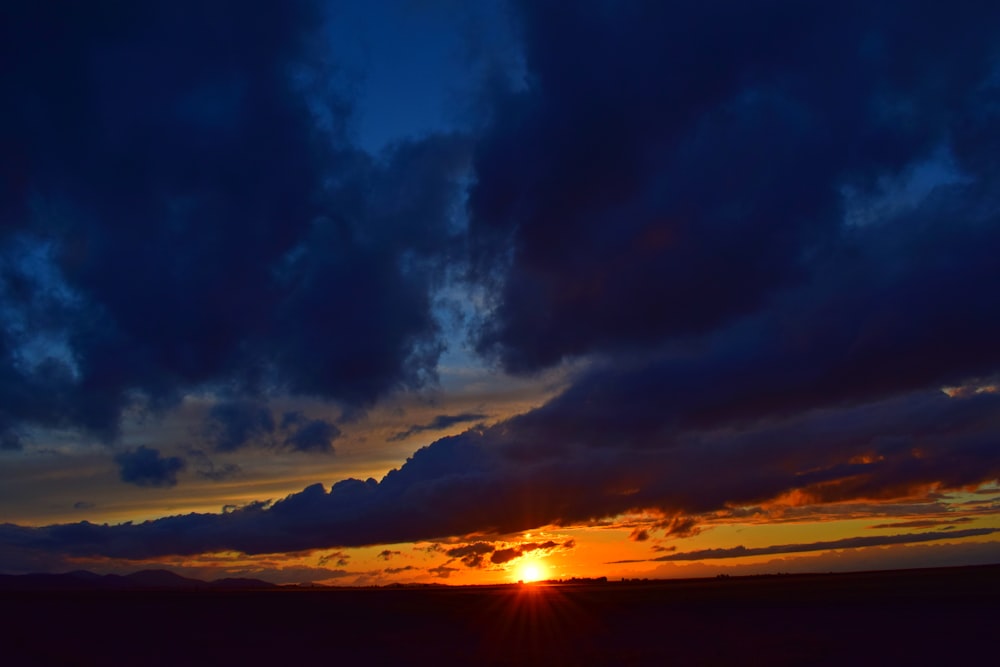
[53,485,1000,586]
[515,558,548,583]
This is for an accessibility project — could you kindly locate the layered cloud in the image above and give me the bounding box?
[609,529,1000,564]
[2,388,998,562]
[2,0,1000,570]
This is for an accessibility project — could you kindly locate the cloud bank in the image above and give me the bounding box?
[2,389,999,562]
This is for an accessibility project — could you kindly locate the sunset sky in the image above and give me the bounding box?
[2,0,1000,586]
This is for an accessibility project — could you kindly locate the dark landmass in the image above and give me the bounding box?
[1,564,997,665]
[0,568,276,591]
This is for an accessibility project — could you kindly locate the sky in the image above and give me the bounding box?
[1,0,1000,586]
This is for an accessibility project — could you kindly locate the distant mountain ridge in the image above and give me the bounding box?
[0,569,277,591]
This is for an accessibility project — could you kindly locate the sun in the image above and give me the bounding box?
[516,559,547,583]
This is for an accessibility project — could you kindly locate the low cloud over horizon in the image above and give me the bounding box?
[608,529,1000,564]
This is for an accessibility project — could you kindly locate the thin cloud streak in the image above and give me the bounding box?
[388,412,488,442]
[608,529,1000,564]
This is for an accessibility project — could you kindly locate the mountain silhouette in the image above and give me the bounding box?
[0,569,276,591]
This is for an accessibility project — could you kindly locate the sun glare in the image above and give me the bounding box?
[516,560,547,583]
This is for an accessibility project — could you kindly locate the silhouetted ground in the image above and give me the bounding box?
[2,564,997,666]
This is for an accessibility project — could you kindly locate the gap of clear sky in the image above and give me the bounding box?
[1,0,999,585]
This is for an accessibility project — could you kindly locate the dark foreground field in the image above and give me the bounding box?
[2,564,998,666]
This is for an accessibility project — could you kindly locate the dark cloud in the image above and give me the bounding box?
[443,539,568,568]
[377,549,401,561]
[317,550,348,567]
[446,542,495,568]
[441,2,1000,560]
[72,501,95,511]
[659,517,701,539]
[428,564,458,579]
[630,528,1000,563]
[206,401,275,452]
[415,543,446,556]
[645,540,1000,580]
[489,547,521,565]
[469,0,1000,375]
[445,542,495,558]
[489,540,558,565]
[388,412,488,442]
[869,518,974,530]
[629,529,649,542]
[204,405,339,455]
[114,446,185,488]
[384,565,415,575]
[0,0,469,444]
[281,412,340,454]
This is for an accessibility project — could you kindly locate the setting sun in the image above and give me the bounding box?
[516,560,547,583]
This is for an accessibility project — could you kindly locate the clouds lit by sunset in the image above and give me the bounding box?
[2,0,1000,585]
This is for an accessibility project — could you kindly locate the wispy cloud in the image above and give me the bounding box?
[388,413,488,442]
[608,529,999,564]
[868,518,974,530]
